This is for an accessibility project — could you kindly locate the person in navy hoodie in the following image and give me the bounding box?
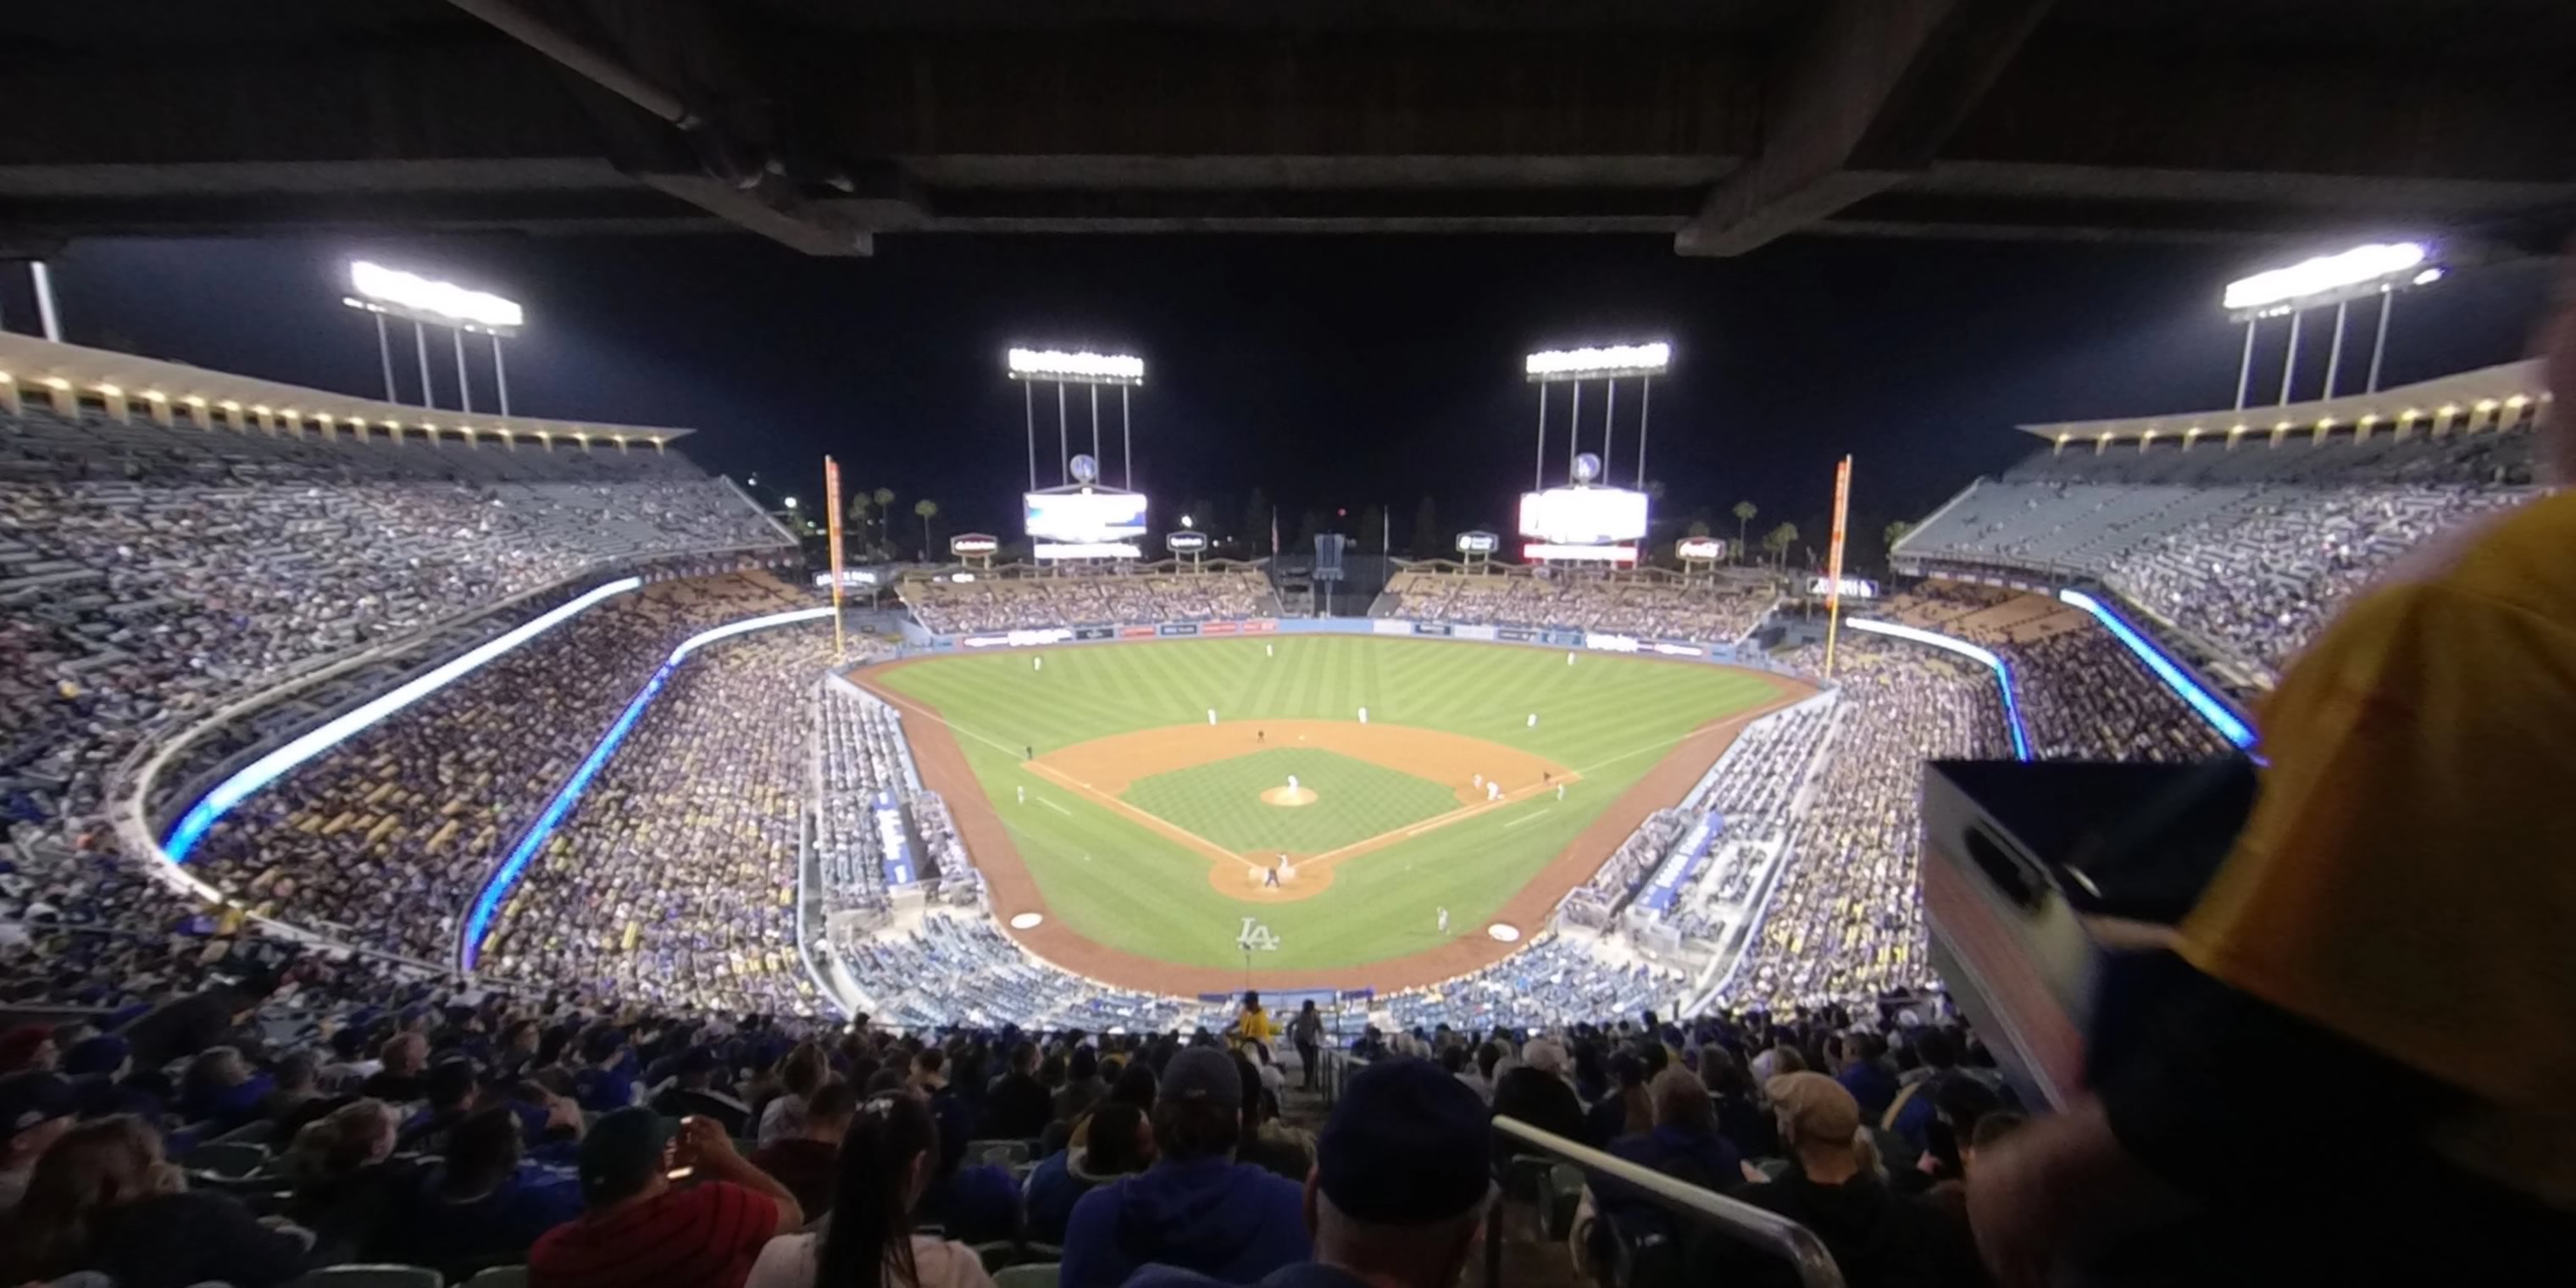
[1127,1056,1493,1288]
[1060,1047,1308,1286]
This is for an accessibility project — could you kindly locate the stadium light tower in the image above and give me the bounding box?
[1524,342,1670,491]
[1005,347,1145,491]
[2222,241,2440,408]
[343,260,525,414]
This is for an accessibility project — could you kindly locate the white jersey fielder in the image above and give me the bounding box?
[1437,907,1450,934]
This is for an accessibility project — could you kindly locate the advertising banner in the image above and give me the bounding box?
[1372,619,1413,636]
[961,627,1073,649]
[1242,619,1279,634]
[1157,622,1201,637]
[1074,625,1116,641]
[1585,632,1642,653]
[1454,624,1499,641]
[1199,621,1238,636]
[1412,622,1453,637]
[1541,630,1584,648]
[1120,625,1158,640]
[1496,627,1535,642]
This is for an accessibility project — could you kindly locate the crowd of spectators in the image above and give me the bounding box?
[475,625,837,1014]
[902,568,1278,634]
[186,574,808,963]
[1727,644,2012,1008]
[1380,569,1776,642]
[813,683,919,917]
[3,404,786,865]
[1881,585,2233,762]
[1899,426,2537,677]
[825,913,1202,1034]
[1382,935,1687,1033]
[2109,482,2528,673]
[1999,628,2233,763]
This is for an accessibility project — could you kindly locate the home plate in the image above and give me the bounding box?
[1260,786,1319,807]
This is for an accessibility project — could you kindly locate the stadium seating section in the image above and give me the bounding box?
[1375,568,1777,643]
[1898,428,2538,679]
[900,568,1280,633]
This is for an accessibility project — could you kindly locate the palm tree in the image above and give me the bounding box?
[913,497,939,558]
[844,489,871,542]
[873,487,896,552]
[1763,521,1799,570]
[1731,501,1757,562]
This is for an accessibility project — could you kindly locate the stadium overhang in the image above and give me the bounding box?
[0,334,694,451]
[2015,359,2548,449]
[2,2,2571,254]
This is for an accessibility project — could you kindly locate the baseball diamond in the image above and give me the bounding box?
[860,636,1809,994]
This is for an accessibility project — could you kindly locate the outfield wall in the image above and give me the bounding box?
[892,613,1815,680]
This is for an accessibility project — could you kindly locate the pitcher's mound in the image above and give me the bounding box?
[1259,786,1319,807]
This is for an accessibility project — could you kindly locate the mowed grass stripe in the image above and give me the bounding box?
[873,637,1775,973]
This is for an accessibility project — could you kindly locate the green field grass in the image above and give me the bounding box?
[1123,748,1459,853]
[869,636,1777,975]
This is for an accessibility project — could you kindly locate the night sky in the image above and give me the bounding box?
[25,233,2553,563]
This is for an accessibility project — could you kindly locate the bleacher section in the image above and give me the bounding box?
[1378,566,1776,642]
[1898,404,2539,678]
[901,566,1279,633]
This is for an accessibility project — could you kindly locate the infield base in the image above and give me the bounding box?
[1259,786,1319,807]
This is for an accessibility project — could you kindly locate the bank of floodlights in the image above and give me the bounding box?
[341,259,526,415]
[1005,347,1145,491]
[2221,241,2443,409]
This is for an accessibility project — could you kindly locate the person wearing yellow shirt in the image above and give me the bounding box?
[1968,264,2576,1285]
[1227,991,1281,1053]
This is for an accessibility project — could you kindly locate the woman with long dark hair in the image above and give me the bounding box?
[0,1115,308,1288]
[743,1091,995,1288]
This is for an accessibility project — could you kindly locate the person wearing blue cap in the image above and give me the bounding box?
[1061,1046,1309,1287]
[1127,1055,1494,1288]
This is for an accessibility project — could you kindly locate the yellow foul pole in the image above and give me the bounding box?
[824,455,847,663]
[1823,455,1852,677]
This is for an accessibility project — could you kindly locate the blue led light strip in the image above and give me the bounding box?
[1845,618,2033,761]
[2057,589,2257,750]
[457,606,835,972]
[163,577,645,864]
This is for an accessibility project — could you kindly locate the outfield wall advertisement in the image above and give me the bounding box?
[886,614,1800,680]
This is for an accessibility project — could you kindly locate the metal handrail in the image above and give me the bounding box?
[1490,1116,1846,1288]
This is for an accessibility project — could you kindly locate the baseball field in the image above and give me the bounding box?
[860,636,1806,994]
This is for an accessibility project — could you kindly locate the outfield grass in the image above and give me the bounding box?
[1124,748,1459,854]
[869,637,1777,974]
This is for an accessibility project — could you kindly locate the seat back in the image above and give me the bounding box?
[287,1265,446,1288]
[995,1263,1061,1288]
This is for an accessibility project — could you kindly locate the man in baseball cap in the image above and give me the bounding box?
[0,1071,75,1215]
[1063,1046,1309,1286]
[1126,1056,1493,1288]
[1716,1072,1980,1286]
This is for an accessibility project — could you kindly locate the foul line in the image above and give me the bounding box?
[1023,760,1242,864]
[1502,808,1555,830]
[1038,797,1074,817]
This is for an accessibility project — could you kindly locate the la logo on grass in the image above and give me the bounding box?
[1237,919,1282,952]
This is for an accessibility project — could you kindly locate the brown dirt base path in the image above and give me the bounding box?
[857,652,1815,997]
[1028,719,1577,902]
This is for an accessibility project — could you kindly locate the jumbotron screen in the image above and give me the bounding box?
[1024,490,1147,542]
[1518,486,1648,545]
